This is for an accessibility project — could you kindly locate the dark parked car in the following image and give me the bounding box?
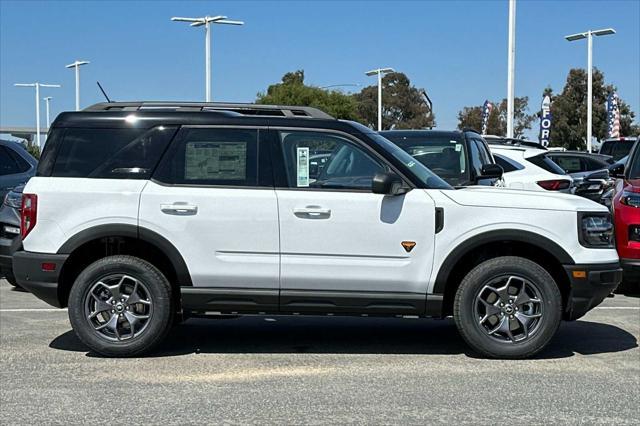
[599,137,638,161]
[380,130,503,187]
[0,184,23,287]
[547,151,616,205]
[0,139,37,199]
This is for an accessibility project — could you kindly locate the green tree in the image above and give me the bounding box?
[548,68,637,150]
[256,70,359,120]
[354,72,435,130]
[457,97,535,138]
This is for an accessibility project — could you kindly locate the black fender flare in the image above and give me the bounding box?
[57,224,192,286]
[432,229,574,294]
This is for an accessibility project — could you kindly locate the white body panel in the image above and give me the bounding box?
[426,188,618,292]
[21,177,146,253]
[138,181,279,289]
[276,188,435,294]
[22,179,618,297]
[491,145,573,193]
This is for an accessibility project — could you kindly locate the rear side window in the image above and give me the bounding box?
[41,127,175,179]
[5,147,31,172]
[527,154,567,175]
[0,146,22,176]
[551,155,583,173]
[494,153,523,173]
[153,128,261,186]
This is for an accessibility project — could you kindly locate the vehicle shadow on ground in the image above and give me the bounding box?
[49,316,638,359]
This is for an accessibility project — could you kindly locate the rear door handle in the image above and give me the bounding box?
[293,206,331,219]
[161,203,198,215]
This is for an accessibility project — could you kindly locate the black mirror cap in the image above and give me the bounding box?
[479,163,504,180]
[609,163,625,178]
[585,169,610,181]
[372,171,408,195]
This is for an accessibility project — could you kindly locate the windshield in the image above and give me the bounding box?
[382,133,469,186]
[629,145,640,179]
[367,133,452,189]
[600,140,635,161]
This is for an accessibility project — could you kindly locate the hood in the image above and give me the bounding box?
[442,186,608,212]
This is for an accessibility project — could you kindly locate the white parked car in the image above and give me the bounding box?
[485,137,573,193]
[13,103,622,359]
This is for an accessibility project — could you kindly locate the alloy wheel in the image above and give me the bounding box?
[475,275,543,343]
[83,274,153,341]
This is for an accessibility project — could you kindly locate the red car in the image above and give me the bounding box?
[611,140,640,285]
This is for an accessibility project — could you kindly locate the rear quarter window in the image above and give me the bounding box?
[527,154,567,175]
[40,127,176,179]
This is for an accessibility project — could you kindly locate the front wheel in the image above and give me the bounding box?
[68,255,174,357]
[454,256,562,359]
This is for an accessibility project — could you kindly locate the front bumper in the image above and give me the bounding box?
[564,262,623,320]
[621,258,640,282]
[12,251,68,307]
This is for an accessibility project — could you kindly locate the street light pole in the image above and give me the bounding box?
[565,28,615,152]
[171,15,244,102]
[14,82,61,149]
[43,96,52,127]
[365,68,395,131]
[506,0,516,138]
[65,60,90,111]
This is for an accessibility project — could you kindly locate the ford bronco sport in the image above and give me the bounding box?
[13,102,623,358]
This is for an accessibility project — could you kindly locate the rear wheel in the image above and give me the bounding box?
[5,272,20,288]
[454,256,562,359]
[68,255,174,357]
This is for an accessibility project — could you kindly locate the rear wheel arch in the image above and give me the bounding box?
[434,230,573,317]
[56,224,191,307]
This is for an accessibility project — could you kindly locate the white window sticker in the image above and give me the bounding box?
[455,144,462,152]
[296,147,310,187]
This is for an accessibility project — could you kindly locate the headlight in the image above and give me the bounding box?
[3,191,22,209]
[620,191,640,208]
[578,213,614,248]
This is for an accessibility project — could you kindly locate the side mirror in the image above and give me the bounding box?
[478,163,504,180]
[372,171,408,195]
[609,163,625,178]
[584,169,609,181]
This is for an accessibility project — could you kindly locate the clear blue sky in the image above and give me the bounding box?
[1,0,639,139]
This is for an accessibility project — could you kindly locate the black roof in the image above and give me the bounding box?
[52,102,368,134]
[84,102,334,119]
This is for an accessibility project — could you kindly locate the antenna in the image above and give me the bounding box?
[96,81,113,103]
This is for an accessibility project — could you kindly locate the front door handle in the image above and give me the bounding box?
[293,206,331,219]
[161,202,198,215]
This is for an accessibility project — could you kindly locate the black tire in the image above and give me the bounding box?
[68,255,174,357]
[5,273,20,288]
[454,256,562,359]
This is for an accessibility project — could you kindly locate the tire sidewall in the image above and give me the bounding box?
[68,256,172,357]
[455,257,562,359]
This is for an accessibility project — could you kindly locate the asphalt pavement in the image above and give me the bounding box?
[1,279,638,425]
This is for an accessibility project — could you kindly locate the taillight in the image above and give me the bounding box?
[536,179,571,191]
[20,194,37,239]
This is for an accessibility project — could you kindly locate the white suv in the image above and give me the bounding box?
[13,102,622,358]
[485,137,574,193]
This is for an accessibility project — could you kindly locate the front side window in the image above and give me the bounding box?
[382,133,468,186]
[154,128,259,186]
[279,131,384,190]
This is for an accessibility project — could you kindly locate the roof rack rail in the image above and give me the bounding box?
[83,102,335,119]
[483,135,547,150]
